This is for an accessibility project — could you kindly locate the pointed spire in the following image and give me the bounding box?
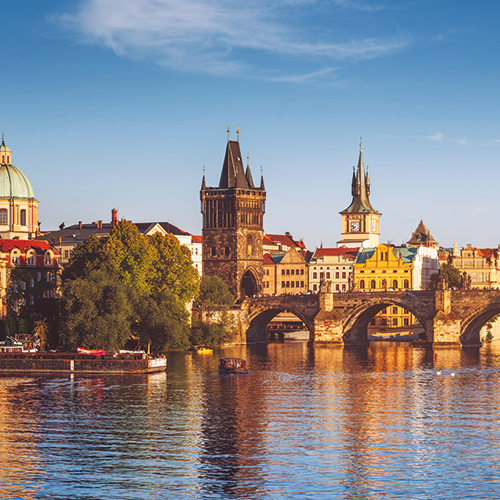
[201,166,206,190]
[245,153,255,188]
[227,125,230,142]
[340,141,380,215]
[260,166,265,190]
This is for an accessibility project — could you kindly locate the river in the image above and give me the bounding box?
[1,341,500,499]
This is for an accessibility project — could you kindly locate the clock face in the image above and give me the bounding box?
[351,221,360,232]
[371,221,376,232]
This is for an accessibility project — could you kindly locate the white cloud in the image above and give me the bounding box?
[53,0,410,79]
[456,137,467,145]
[425,132,443,142]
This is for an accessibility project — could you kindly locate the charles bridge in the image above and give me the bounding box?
[233,287,500,346]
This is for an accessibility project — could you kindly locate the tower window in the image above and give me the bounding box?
[0,209,7,225]
[211,247,217,257]
[225,247,230,256]
[20,209,26,226]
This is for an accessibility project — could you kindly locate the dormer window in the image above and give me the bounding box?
[44,253,52,266]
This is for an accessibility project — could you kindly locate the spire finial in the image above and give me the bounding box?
[1,133,4,145]
[360,137,362,152]
[237,126,240,142]
[227,126,230,141]
[203,165,205,174]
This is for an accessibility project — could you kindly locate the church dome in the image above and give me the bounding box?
[0,136,36,200]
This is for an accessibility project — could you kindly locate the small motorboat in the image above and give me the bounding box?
[219,357,248,374]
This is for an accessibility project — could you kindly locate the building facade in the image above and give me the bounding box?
[0,136,39,240]
[200,134,266,300]
[308,247,358,293]
[451,244,500,289]
[262,247,308,296]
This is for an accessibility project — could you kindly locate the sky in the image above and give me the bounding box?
[3,0,500,249]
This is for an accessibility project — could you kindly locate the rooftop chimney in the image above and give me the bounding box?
[112,208,118,228]
[78,221,83,230]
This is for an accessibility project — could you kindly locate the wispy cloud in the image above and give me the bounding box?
[456,137,467,145]
[53,0,410,80]
[426,132,443,142]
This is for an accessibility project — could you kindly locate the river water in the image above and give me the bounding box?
[1,342,500,499]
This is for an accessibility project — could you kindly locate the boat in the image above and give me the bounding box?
[197,348,213,354]
[218,357,248,374]
[77,347,105,356]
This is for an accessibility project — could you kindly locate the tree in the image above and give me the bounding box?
[191,275,236,347]
[60,220,199,351]
[60,269,134,350]
[429,263,463,290]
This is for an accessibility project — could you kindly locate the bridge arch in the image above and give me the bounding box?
[460,305,500,345]
[341,296,429,344]
[242,295,318,343]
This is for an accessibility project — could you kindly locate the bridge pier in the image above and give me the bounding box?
[430,290,462,347]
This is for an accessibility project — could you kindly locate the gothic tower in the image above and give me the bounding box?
[200,130,266,301]
[337,142,381,248]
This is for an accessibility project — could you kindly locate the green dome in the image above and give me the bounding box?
[0,164,36,200]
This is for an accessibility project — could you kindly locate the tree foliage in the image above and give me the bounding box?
[429,263,463,290]
[60,220,199,352]
[191,275,236,347]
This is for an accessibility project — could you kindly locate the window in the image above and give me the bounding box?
[335,272,339,279]
[393,307,398,314]
[291,281,295,288]
[313,272,317,279]
[286,269,290,275]
[27,252,36,265]
[282,281,285,288]
[359,280,365,289]
[211,247,216,257]
[21,282,26,291]
[313,284,317,291]
[286,281,290,287]
[30,295,34,306]
[392,280,398,289]
[404,318,409,326]
[301,281,304,288]
[382,279,387,289]
[224,247,229,256]
[45,253,52,266]
[336,284,340,291]
[46,272,52,282]
[320,272,324,280]
[37,272,41,282]
[20,209,26,226]
[291,269,295,275]
[301,269,304,275]
[326,272,330,279]
[392,318,398,326]
[404,279,409,289]
[282,269,285,275]
[13,283,17,293]
[370,279,376,289]
[0,209,7,225]
[342,272,346,279]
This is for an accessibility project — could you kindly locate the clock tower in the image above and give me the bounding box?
[337,143,381,248]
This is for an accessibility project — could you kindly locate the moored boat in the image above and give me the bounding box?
[218,357,248,374]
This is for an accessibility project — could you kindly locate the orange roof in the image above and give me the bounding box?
[263,253,274,264]
[191,235,202,244]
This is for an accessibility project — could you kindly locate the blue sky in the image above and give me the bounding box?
[3,0,500,249]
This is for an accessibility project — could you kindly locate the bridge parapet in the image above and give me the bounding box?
[234,289,500,346]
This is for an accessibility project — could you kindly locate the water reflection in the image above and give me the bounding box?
[0,343,500,499]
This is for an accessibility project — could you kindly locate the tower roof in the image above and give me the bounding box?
[218,140,251,189]
[407,220,438,247]
[340,146,380,215]
[0,137,36,200]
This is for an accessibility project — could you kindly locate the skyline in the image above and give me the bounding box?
[4,1,500,249]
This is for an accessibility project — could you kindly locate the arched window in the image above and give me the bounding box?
[370,279,376,290]
[392,279,398,289]
[0,209,7,225]
[20,209,26,226]
[381,279,387,290]
[359,280,365,290]
[246,234,253,257]
[404,279,409,289]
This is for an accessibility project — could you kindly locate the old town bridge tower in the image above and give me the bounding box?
[200,130,266,301]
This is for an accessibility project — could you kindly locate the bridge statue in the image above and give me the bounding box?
[234,288,500,347]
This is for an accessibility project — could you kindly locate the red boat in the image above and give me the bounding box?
[219,357,248,374]
[77,347,105,356]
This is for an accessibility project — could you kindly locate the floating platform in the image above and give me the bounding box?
[0,352,167,374]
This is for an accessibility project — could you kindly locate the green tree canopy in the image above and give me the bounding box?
[429,263,463,290]
[60,220,199,352]
[61,269,134,350]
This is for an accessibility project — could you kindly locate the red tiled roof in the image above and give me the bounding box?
[0,239,60,255]
[263,253,274,264]
[191,235,202,244]
[313,247,358,259]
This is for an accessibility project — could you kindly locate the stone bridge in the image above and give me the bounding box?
[234,288,500,346]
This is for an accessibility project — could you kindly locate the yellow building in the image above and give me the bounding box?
[354,244,418,334]
[262,247,308,296]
